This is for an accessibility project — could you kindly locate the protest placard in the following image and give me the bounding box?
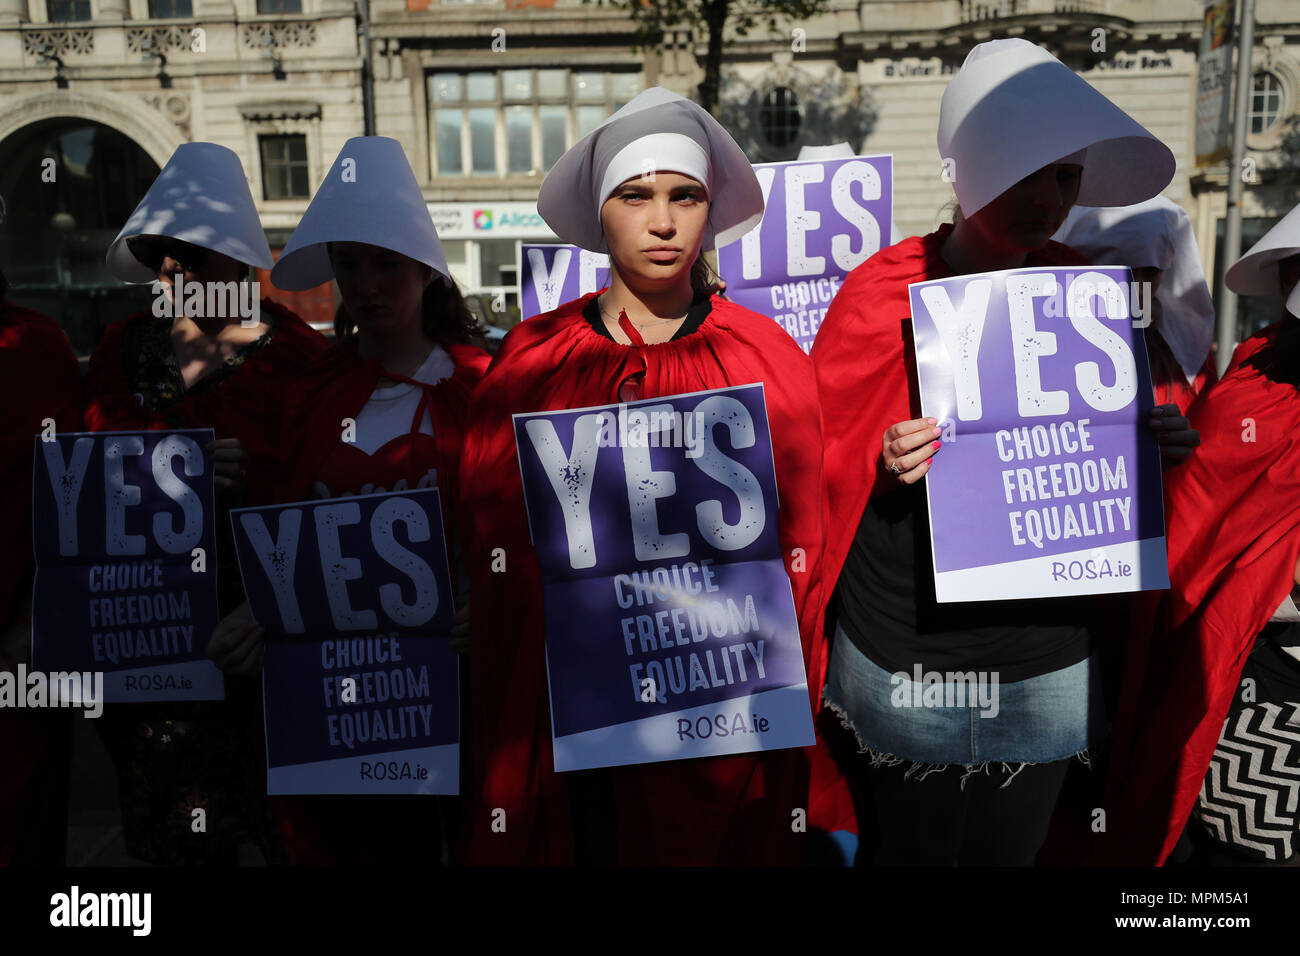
[230,487,458,794]
[716,154,893,352]
[31,428,223,701]
[513,384,815,772]
[519,243,611,319]
[909,266,1168,602]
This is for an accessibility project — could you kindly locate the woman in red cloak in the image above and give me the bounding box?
[459,87,827,865]
[809,39,1196,865]
[0,265,83,866]
[85,143,331,865]
[1098,204,1300,865]
[208,136,490,864]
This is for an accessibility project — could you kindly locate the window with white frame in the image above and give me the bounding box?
[759,86,802,149]
[1249,72,1284,134]
[429,68,642,178]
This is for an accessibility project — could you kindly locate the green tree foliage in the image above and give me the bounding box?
[585,0,831,116]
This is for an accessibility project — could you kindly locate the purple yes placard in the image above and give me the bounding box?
[31,428,223,702]
[908,266,1169,602]
[519,243,611,319]
[513,384,815,772]
[230,488,458,795]
[716,155,893,353]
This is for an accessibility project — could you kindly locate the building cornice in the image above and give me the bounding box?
[372,8,639,40]
[842,14,1203,59]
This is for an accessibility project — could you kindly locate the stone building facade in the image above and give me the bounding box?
[0,0,362,349]
[367,0,1298,332]
[1,0,1296,349]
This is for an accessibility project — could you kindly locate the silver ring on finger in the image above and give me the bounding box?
[889,460,902,476]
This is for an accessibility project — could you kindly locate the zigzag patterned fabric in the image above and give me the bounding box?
[1194,701,1300,862]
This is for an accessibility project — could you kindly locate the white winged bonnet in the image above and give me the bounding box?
[272,136,450,291]
[106,142,273,283]
[1225,202,1300,319]
[1055,197,1216,381]
[537,87,764,254]
[938,39,1175,218]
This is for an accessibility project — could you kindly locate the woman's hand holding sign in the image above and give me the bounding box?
[450,594,470,654]
[882,417,942,485]
[1147,404,1199,469]
[207,437,248,499]
[883,406,1196,482]
[208,600,265,676]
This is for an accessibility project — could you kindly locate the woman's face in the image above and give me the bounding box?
[328,241,432,337]
[130,237,243,302]
[599,172,710,290]
[968,163,1084,255]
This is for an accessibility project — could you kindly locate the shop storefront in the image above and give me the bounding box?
[427,201,557,322]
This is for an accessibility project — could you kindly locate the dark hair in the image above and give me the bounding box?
[0,266,8,300]
[333,272,489,351]
[1244,313,1300,389]
[327,241,489,350]
[689,254,723,297]
[419,274,490,350]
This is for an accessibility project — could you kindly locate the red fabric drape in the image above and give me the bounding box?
[269,339,489,865]
[808,224,1093,834]
[1094,323,1300,865]
[0,301,83,865]
[459,292,827,865]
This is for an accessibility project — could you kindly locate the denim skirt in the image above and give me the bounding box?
[822,623,1104,767]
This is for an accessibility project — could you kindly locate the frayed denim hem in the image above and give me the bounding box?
[822,697,1097,791]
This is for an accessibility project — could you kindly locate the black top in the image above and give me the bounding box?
[582,291,712,341]
[834,481,1097,683]
[125,311,279,414]
[1251,622,1300,701]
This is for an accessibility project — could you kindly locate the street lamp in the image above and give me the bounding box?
[258,32,285,81]
[35,45,69,89]
[141,35,172,88]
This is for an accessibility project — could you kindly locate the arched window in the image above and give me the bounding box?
[0,119,161,352]
[1249,72,1284,134]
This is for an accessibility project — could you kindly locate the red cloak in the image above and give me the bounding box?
[268,338,489,865]
[1093,323,1300,865]
[276,339,490,509]
[83,300,331,507]
[1149,330,1217,415]
[808,223,1093,834]
[459,291,827,865]
[0,300,83,865]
